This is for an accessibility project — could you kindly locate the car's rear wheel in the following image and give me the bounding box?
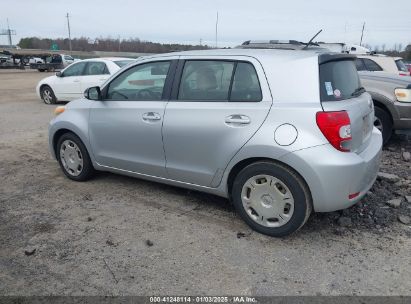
[56,133,95,181]
[231,161,312,237]
[374,106,392,145]
[40,85,57,104]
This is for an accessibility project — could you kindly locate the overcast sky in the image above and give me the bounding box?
[1,0,410,49]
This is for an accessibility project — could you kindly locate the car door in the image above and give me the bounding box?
[162,57,272,187]
[52,61,86,100]
[89,59,177,177]
[80,61,111,92]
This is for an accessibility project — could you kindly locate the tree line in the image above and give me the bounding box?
[18,37,211,53]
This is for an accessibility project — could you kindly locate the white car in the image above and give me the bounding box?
[36,57,134,104]
[355,55,411,77]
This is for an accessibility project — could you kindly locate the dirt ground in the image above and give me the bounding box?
[0,70,410,296]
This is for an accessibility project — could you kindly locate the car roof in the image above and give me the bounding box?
[80,57,134,62]
[143,48,329,61]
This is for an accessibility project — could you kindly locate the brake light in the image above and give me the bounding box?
[316,111,352,152]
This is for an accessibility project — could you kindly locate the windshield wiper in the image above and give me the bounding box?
[351,86,366,97]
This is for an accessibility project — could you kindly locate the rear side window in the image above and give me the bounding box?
[363,59,383,71]
[319,60,361,102]
[178,60,262,102]
[230,63,262,101]
[395,59,408,72]
[178,61,234,100]
[84,62,109,75]
[355,58,366,71]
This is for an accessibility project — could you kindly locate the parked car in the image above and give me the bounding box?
[359,71,411,144]
[36,57,134,104]
[355,54,411,76]
[48,49,382,237]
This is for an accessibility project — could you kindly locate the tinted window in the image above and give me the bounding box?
[363,59,383,71]
[230,62,262,101]
[114,60,134,67]
[319,60,361,102]
[62,62,86,77]
[84,62,109,75]
[106,61,170,101]
[178,61,234,100]
[355,58,366,71]
[395,59,408,72]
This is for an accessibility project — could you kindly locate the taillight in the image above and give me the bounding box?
[316,111,352,152]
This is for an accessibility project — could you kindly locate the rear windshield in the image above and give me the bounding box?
[395,59,408,72]
[114,60,134,67]
[319,60,361,102]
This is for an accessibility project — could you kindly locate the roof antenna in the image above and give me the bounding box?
[303,29,323,50]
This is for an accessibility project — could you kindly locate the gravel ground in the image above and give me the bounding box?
[0,70,410,296]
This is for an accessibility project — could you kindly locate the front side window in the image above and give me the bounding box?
[84,62,109,75]
[319,60,362,102]
[106,61,170,101]
[363,59,383,71]
[62,62,86,77]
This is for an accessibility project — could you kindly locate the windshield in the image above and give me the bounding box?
[319,60,362,102]
[395,59,408,72]
[114,60,134,67]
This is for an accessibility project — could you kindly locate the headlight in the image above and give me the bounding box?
[394,88,411,102]
[54,106,66,115]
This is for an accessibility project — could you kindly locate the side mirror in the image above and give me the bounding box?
[84,86,102,100]
[56,71,62,77]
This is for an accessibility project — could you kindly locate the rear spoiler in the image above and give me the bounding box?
[318,53,356,65]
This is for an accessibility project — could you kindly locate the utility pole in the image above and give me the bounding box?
[0,19,16,48]
[215,12,219,48]
[66,13,72,53]
[360,22,365,46]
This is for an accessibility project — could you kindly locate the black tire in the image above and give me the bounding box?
[374,106,392,145]
[231,161,312,237]
[40,85,57,104]
[38,69,45,72]
[56,132,95,181]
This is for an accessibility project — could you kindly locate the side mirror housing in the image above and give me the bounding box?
[56,71,62,77]
[84,86,102,100]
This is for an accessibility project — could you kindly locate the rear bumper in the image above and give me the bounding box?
[279,128,382,212]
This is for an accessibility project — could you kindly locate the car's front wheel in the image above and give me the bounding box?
[57,133,95,181]
[40,85,57,104]
[231,161,312,237]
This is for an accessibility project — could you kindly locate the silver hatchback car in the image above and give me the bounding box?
[49,49,382,236]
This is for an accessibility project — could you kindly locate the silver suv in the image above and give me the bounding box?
[49,49,382,236]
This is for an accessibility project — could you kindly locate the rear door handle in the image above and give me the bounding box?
[142,112,161,121]
[225,114,251,125]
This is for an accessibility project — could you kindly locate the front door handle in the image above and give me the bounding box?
[142,112,161,121]
[225,114,251,125]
